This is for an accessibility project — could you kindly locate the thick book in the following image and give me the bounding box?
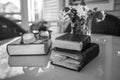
[51,48,83,60]
[54,33,91,51]
[7,37,52,56]
[50,51,81,65]
[51,43,99,71]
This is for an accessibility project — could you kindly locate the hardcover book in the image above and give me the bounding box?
[54,33,91,51]
[7,37,52,55]
[50,51,81,65]
[51,48,82,61]
[51,43,99,71]
[51,61,81,71]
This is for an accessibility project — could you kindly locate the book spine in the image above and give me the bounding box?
[81,36,91,49]
[80,43,99,68]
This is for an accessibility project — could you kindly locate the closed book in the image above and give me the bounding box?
[54,33,91,51]
[50,51,81,65]
[7,37,52,56]
[51,43,99,71]
[51,48,82,61]
[80,43,99,69]
[51,61,81,71]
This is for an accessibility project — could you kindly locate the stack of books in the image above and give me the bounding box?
[50,33,99,71]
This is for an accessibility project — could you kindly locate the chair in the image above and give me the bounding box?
[0,16,26,40]
[91,14,120,36]
[63,14,120,36]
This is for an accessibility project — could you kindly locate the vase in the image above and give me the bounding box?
[86,19,92,36]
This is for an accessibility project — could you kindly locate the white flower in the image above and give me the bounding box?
[96,11,106,22]
[77,4,89,18]
[59,9,70,22]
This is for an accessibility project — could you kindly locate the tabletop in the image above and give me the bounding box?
[0,33,120,80]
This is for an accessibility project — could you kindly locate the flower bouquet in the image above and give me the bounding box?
[60,1,106,35]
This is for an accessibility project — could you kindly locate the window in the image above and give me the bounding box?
[0,0,43,30]
[0,0,21,22]
[20,0,43,30]
[28,0,43,22]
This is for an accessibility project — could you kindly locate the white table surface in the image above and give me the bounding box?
[0,33,120,80]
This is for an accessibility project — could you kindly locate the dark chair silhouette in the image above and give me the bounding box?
[0,16,26,40]
[64,14,120,36]
[91,14,120,36]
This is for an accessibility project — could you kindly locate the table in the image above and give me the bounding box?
[0,34,120,80]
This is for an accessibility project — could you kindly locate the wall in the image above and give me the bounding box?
[43,0,65,33]
[107,0,120,19]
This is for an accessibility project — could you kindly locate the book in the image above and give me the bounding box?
[54,33,91,51]
[80,43,99,69]
[51,48,82,61]
[51,61,81,71]
[51,43,99,71]
[50,51,81,65]
[7,37,52,55]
